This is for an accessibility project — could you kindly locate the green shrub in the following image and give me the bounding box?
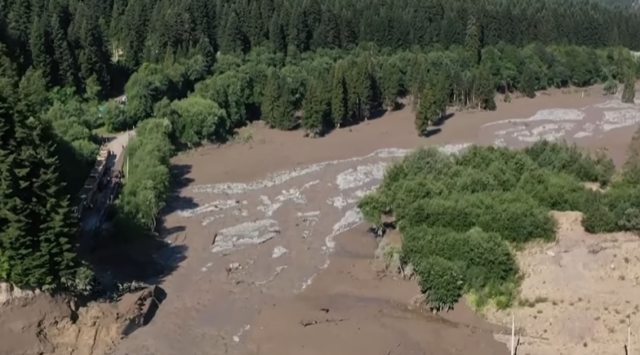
[115,118,174,237]
[516,169,588,211]
[403,227,517,283]
[404,227,517,311]
[415,256,464,312]
[360,141,640,311]
[524,140,615,184]
[398,191,555,243]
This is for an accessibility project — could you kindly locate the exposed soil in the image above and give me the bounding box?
[0,287,156,355]
[4,86,640,355]
[487,211,640,355]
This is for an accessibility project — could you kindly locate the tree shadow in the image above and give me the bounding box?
[83,233,188,299]
[161,164,198,216]
[170,164,195,190]
[77,163,195,301]
[421,127,442,138]
[97,134,117,144]
[159,225,186,241]
[368,107,387,120]
[390,101,407,112]
[432,112,455,127]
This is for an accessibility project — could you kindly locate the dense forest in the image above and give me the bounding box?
[1,0,640,294]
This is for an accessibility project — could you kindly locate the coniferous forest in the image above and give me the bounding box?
[1,0,640,293]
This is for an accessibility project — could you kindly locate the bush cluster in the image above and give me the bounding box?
[358,140,640,311]
[114,118,174,238]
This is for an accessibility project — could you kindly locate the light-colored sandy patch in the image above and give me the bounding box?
[487,211,640,355]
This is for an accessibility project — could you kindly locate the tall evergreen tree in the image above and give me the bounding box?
[380,59,401,110]
[465,16,481,65]
[302,77,327,136]
[330,62,348,128]
[262,69,295,130]
[78,16,112,96]
[415,86,438,136]
[30,16,53,87]
[475,63,497,110]
[220,10,248,54]
[269,13,287,54]
[51,11,77,88]
[520,65,537,98]
[427,71,448,118]
[349,56,374,121]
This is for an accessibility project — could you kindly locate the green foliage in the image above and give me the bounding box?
[114,119,173,241]
[523,140,615,185]
[604,78,618,96]
[415,86,438,135]
[404,227,517,311]
[358,141,636,311]
[622,69,636,104]
[262,68,296,130]
[302,77,329,135]
[622,127,640,185]
[169,96,231,146]
[0,96,82,290]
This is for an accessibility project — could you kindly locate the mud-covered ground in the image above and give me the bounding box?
[107,87,640,355]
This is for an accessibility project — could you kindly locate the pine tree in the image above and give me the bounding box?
[17,68,49,118]
[0,87,77,289]
[221,10,247,54]
[8,0,33,68]
[51,12,77,88]
[427,71,448,119]
[288,8,310,52]
[475,64,497,110]
[330,62,348,128]
[350,56,373,121]
[415,86,438,136]
[0,87,19,283]
[465,16,481,65]
[247,1,263,45]
[269,13,287,54]
[29,17,53,87]
[302,78,327,136]
[121,0,150,69]
[274,90,296,130]
[78,16,112,96]
[380,59,401,110]
[520,65,537,98]
[262,69,280,128]
[262,69,296,130]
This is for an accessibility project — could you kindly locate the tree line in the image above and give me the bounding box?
[3,0,640,98]
[117,43,638,140]
[358,139,640,311]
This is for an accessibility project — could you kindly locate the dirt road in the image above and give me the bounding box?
[80,130,135,233]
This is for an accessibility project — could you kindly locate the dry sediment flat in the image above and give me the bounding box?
[488,211,640,355]
[113,87,640,355]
